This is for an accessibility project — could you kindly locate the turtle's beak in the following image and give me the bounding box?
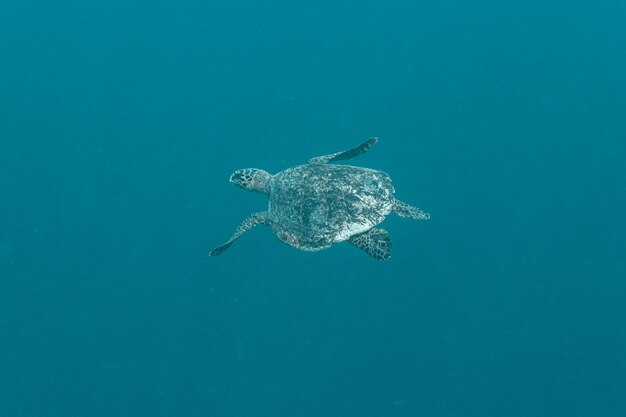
[229,171,241,183]
[229,169,251,189]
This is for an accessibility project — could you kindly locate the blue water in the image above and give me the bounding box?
[1,1,625,416]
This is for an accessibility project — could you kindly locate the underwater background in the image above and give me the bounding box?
[1,0,625,416]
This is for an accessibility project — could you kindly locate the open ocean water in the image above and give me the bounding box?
[1,1,625,416]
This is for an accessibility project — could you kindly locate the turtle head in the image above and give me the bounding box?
[229,168,272,195]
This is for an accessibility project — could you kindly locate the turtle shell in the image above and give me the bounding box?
[267,164,395,251]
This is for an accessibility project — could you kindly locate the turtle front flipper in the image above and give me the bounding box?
[393,200,430,220]
[348,227,392,260]
[308,137,378,165]
[209,211,268,256]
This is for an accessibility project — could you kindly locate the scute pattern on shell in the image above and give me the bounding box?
[267,164,395,251]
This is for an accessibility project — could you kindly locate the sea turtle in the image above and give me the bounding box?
[209,137,429,260]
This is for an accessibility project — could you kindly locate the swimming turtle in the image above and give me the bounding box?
[209,137,429,260]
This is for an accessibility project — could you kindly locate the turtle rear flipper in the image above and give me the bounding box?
[309,137,378,165]
[209,211,268,256]
[349,227,392,260]
[393,200,430,220]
